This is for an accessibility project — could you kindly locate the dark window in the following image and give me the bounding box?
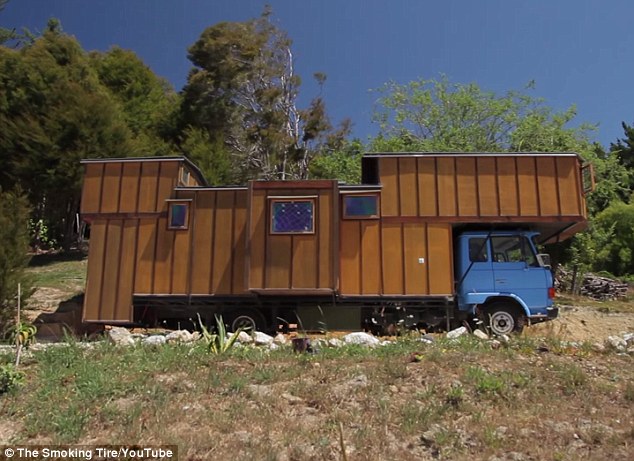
[469,238,489,262]
[491,236,538,266]
[168,202,189,230]
[362,157,380,184]
[271,200,314,234]
[343,195,379,219]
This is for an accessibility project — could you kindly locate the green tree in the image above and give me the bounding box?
[610,121,634,194]
[180,8,349,182]
[372,77,593,153]
[0,20,135,249]
[90,46,179,156]
[592,201,634,276]
[310,139,363,184]
[0,188,31,339]
[0,0,16,45]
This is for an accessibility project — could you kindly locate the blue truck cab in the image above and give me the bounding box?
[455,230,558,335]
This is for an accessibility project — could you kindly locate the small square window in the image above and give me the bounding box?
[270,199,314,234]
[343,194,379,219]
[168,202,190,230]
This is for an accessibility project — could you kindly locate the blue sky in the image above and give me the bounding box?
[1,0,632,149]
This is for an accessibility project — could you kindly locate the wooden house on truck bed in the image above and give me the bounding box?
[80,152,592,334]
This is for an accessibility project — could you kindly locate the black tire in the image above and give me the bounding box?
[482,302,525,336]
[228,309,267,333]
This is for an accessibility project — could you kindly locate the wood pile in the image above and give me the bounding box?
[555,267,629,301]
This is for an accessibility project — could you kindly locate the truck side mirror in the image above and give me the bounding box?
[536,253,551,269]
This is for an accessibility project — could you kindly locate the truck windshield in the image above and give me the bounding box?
[491,236,538,266]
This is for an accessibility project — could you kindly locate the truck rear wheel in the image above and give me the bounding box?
[482,303,525,336]
[228,309,266,333]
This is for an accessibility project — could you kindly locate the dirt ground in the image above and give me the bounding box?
[528,305,634,343]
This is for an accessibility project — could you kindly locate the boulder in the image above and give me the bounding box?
[273,333,287,345]
[343,332,380,347]
[446,326,468,339]
[166,330,194,343]
[253,331,274,346]
[606,335,627,351]
[473,329,489,340]
[327,338,343,348]
[107,327,135,346]
[232,331,253,344]
[142,335,167,346]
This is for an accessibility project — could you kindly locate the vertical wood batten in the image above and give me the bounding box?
[339,220,360,294]
[100,220,123,320]
[477,157,498,216]
[516,156,539,216]
[456,157,477,216]
[119,162,141,213]
[381,223,404,294]
[557,157,581,215]
[360,221,381,295]
[398,157,417,216]
[101,163,122,213]
[83,220,106,321]
[80,163,104,214]
[436,157,457,216]
[212,191,235,294]
[115,219,138,321]
[233,190,248,294]
[497,157,518,216]
[536,156,559,216]
[138,162,159,212]
[190,191,213,294]
[417,157,437,216]
[380,157,399,216]
[152,217,173,294]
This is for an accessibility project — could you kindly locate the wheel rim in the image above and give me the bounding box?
[489,311,515,336]
[232,315,257,333]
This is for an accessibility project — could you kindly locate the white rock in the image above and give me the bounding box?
[343,332,380,347]
[473,329,489,340]
[446,326,468,339]
[606,336,627,351]
[281,393,303,404]
[142,335,166,346]
[232,331,253,344]
[166,330,194,343]
[273,333,287,345]
[623,332,634,345]
[253,331,274,346]
[268,342,279,351]
[327,338,343,348]
[107,327,135,346]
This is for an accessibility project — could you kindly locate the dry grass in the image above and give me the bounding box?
[1,335,632,460]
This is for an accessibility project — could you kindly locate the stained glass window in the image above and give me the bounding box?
[343,195,379,218]
[168,202,189,229]
[271,200,314,234]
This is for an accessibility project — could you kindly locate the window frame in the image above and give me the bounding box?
[166,199,192,230]
[341,193,381,220]
[269,197,316,235]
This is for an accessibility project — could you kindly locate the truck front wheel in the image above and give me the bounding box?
[482,303,525,336]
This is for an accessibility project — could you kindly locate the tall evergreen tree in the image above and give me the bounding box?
[0,20,135,248]
[180,8,349,182]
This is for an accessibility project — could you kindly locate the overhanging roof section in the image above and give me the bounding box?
[363,152,589,243]
[80,156,208,187]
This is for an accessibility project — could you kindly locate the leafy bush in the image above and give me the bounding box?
[0,363,24,394]
[0,188,32,339]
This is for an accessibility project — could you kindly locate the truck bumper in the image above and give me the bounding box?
[547,306,559,319]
